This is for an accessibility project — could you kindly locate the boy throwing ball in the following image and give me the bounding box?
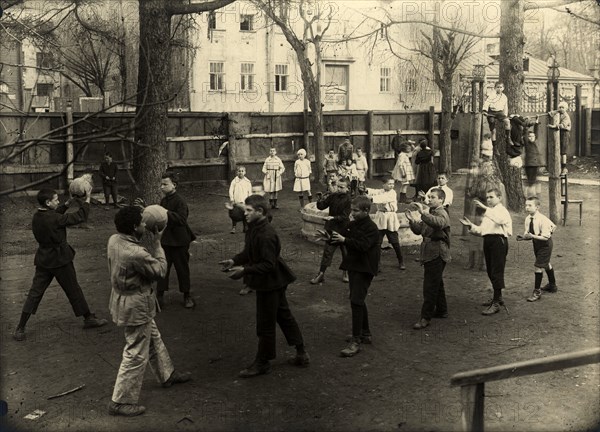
[13,188,107,341]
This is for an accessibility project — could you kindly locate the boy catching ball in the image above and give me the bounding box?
[13,188,107,341]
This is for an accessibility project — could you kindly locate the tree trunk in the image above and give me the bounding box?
[133,0,171,204]
[296,48,325,184]
[439,83,453,174]
[498,0,526,211]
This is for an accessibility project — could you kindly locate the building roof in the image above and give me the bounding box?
[460,54,595,83]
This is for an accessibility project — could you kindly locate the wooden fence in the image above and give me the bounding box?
[0,110,440,192]
[0,107,593,193]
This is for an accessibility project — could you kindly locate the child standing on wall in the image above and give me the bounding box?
[262,147,285,209]
[293,149,312,208]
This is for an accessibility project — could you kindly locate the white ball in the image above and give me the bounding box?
[509,157,523,168]
[142,205,168,231]
[69,176,92,197]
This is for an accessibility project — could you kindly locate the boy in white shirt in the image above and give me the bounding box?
[460,188,512,315]
[517,197,558,301]
[227,166,253,234]
[421,173,453,213]
[367,177,405,270]
[483,82,519,157]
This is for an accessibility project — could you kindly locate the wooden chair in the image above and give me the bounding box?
[450,347,600,432]
[560,174,583,226]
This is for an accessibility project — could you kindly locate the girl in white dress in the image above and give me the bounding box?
[262,147,285,209]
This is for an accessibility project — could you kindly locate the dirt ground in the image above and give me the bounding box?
[1,176,599,432]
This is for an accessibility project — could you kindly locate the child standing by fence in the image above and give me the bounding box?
[391,143,415,204]
[367,177,405,270]
[262,147,285,209]
[228,166,252,234]
[293,149,312,208]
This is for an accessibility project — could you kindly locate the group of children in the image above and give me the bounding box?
[226,143,370,233]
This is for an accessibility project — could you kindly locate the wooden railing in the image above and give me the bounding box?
[449,347,600,432]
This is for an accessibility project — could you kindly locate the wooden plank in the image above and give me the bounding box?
[450,347,600,387]
[1,164,64,174]
[168,158,227,167]
[166,135,227,142]
[460,383,485,432]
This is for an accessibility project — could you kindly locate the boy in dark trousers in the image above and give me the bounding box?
[331,196,380,357]
[517,197,558,301]
[220,195,308,377]
[310,180,351,284]
[406,189,451,330]
[157,172,196,309]
[13,188,107,341]
[99,152,119,207]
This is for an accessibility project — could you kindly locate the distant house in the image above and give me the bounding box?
[460,50,598,112]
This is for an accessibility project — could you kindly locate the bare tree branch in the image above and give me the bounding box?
[168,0,236,16]
[524,0,586,10]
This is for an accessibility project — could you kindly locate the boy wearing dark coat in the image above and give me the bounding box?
[406,189,451,330]
[331,195,380,357]
[310,180,351,284]
[13,188,107,341]
[157,172,196,308]
[99,152,119,207]
[220,195,308,377]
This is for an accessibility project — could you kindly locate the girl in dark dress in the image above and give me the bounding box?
[414,139,437,195]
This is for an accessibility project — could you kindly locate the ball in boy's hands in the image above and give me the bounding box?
[509,156,523,168]
[407,202,421,212]
[133,197,147,209]
[69,176,92,197]
[142,205,168,232]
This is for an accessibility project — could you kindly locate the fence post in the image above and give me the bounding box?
[575,85,582,156]
[460,383,485,432]
[303,108,309,154]
[227,113,238,179]
[584,107,592,156]
[428,106,435,147]
[548,113,562,224]
[66,100,74,186]
[367,111,374,179]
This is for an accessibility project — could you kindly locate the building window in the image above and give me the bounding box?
[240,15,254,31]
[240,63,255,92]
[275,64,288,92]
[36,83,53,96]
[36,52,53,69]
[405,78,417,93]
[209,62,225,91]
[208,12,216,30]
[380,67,391,92]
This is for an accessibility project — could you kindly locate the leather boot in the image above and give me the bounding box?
[391,243,405,270]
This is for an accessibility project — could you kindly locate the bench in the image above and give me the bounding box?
[450,347,600,431]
